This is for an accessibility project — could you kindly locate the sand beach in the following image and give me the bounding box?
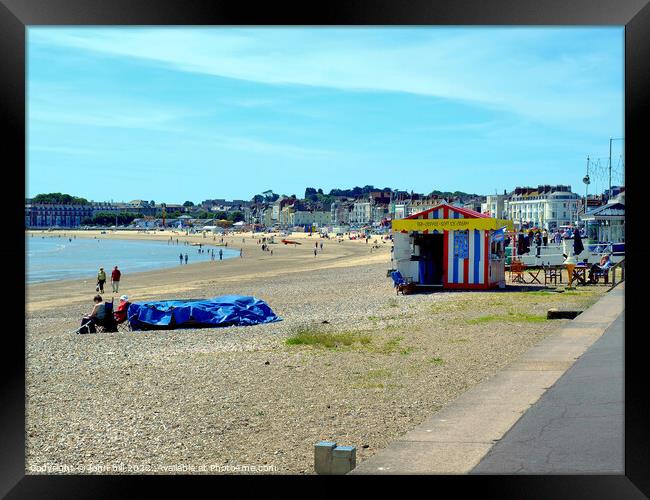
[25,229,608,474]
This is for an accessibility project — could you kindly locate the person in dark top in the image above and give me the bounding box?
[573,230,585,256]
[79,295,106,334]
[517,232,529,255]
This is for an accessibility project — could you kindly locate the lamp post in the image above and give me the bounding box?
[583,155,590,221]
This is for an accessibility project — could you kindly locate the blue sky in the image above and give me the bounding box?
[27,27,624,204]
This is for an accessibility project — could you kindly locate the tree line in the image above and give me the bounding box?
[31,193,90,205]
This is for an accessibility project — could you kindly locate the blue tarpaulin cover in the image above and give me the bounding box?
[127,295,282,331]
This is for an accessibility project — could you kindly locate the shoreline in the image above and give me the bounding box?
[27,236,241,286]
[27,229,393,312]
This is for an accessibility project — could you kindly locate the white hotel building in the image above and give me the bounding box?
[350,201,372,225]
[505,185,580,230]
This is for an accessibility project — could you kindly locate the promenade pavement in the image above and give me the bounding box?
[471,311,623,473]
[350,283,624,475]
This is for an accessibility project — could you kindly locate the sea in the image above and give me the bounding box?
[26,235,239,284]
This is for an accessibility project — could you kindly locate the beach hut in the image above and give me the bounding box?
[391,202,513,290]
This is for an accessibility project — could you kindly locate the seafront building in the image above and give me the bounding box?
[505,185,581,230]
[351,201,372,225]
[461,197,484,213]
[26,182,617,232]
[24,201,140,228]
[582,190,625,243]
[292,210,332,227]
[331,201,352,226]
[25,202,95,228]
[481,193,508,219]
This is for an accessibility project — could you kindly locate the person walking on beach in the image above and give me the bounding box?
[219,248,223,260]
[179,253,183,264]
[240,248,243,258]
[96,267,107,293]
[184,253,188,264]
[111,266,121,293]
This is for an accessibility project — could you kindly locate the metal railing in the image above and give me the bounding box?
[609,258,625,288]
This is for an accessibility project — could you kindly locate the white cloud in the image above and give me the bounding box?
[28,83,191,131]
[28,27,623,131]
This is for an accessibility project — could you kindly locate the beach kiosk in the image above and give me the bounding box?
[392,202,514,290]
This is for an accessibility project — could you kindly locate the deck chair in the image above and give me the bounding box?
[113,300,133,332]
[95,298,118,333]
[390,270,416,295]
[509,259,526,284]
[589,261,611,284]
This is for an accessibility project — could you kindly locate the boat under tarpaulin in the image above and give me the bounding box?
[127,295,282,330]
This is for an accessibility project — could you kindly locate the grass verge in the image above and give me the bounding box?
[467,311,547,324]
[285,327,371,349]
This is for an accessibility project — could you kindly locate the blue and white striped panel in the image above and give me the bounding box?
[468,230,475,284]
[464,230,484,285]
[475,230,484,284]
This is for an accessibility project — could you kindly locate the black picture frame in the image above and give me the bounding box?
[3,0,648,497]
